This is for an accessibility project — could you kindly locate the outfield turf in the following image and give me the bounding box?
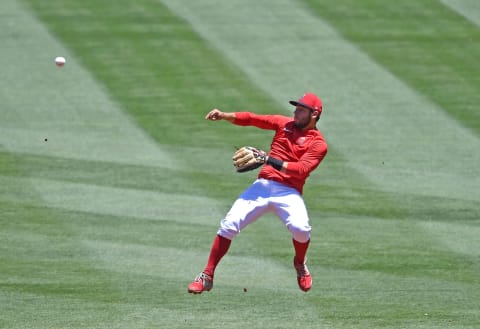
[1,0,479,328]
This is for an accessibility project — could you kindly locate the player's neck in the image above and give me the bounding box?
[301,122,316,131]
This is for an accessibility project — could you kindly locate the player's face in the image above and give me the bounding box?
[293,106,313,129]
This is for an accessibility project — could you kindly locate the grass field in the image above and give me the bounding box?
[1,0,479,328]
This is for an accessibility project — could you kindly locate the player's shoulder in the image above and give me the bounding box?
[309,128,328,147]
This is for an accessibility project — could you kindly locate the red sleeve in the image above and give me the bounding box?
[284,140,328,178]
[233,112,288,130]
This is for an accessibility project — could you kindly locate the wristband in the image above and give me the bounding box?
[266,156,284,171]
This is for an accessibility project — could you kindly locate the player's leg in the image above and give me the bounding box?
[187,234,229,294]
[202,234,231,278]
[188,179,271,294]
[270,184,313,292]
[271,186,311,245]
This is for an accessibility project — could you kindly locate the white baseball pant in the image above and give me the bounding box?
[217,178,311,242]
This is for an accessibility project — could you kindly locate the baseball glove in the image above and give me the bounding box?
[232,146,267,173]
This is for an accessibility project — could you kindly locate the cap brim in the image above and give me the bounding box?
[289,100,314,111]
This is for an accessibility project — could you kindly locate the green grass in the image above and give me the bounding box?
[305,0,480,134]
[1,0,479,328]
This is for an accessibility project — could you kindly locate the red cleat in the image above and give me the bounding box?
[188,272,213,294]
[294,257,312,292]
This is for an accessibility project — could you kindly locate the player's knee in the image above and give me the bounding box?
[217,219,240,240]
[288,223,311,243]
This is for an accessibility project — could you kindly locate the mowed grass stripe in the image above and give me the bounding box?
[418,220,480,258]
[314,268,480,328]
[0,151,244,199]
[1,0,175,168]
[0,175,224,225]
[441,0,480,26]
[317,215,479,283]
[0,200,218,263]
[84,239,301,291]
[159,0,480,202]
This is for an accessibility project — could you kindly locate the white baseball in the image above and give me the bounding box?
[55,56,66,67]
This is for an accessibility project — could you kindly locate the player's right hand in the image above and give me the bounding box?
[205,108,223,121]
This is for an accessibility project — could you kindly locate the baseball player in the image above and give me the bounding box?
[188,92,328,293]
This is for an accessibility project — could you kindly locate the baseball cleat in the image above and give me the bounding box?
[188,272,213,294]
[294,257,312,292]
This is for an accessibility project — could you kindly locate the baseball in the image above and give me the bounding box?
[55,56,66,67]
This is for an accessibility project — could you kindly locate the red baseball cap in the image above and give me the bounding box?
[289,92,322,113]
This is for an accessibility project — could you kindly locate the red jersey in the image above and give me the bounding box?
[234,112,328,194]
